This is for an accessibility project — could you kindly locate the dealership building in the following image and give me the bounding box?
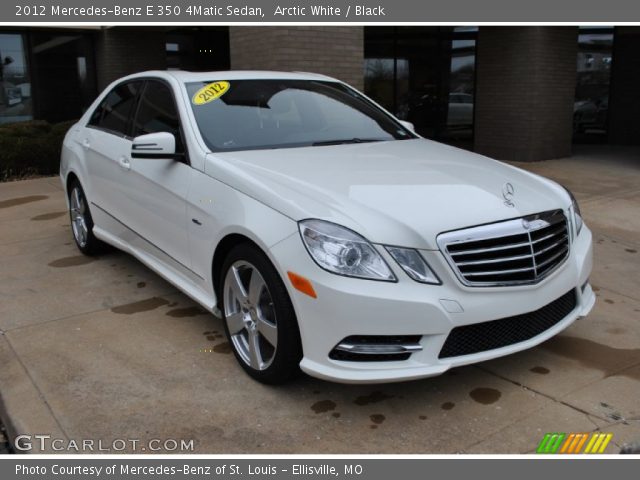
[0,26,638,161]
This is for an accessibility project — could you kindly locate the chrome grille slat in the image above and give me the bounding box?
[531,227,566,244]
[437,210,570,287]
[536,246,569,269]
[465,265,536,276]
[449,241,532,256]
[534,236,568,256]
[456,252,534,266]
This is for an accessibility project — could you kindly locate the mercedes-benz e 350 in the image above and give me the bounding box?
[60,71,594,383]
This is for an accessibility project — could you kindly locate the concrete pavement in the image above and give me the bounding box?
[0,146,638,454]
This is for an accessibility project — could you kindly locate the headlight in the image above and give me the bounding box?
[299,219,396,281]
[563,186,583,236]
[386,247,441,284]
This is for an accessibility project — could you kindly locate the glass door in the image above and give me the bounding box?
[364,26,477,149]
[0,33,32,124]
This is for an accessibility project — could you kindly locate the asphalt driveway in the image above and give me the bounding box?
[0,145,638,453]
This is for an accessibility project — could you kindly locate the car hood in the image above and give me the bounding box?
[205,139,570,250]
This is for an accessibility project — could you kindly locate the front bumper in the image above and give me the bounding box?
[269,225,594,384]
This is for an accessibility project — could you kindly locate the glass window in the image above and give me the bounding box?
[364,27,477,150]
[364,26,396,113]
[132,80,183,152]
[29,32,97,123]
[89,81,141,136]
[444,34,476,144]
[574,27,613,143]
[186,79,414,152]
[0,33,32,124]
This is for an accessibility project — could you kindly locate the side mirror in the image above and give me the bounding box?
[399,120,416,133]
[131,132,177,159]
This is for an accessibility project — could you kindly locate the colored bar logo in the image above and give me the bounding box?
[537,432,613,454]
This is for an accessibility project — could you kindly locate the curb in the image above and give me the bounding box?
[0,334,68,454]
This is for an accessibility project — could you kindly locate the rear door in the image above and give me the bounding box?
[120,79,193,270]
[82,81,142,218]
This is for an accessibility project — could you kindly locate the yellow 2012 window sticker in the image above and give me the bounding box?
[192,81,230,105]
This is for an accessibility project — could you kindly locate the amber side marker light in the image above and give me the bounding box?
[287,271,317,298]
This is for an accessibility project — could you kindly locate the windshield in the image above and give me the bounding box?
[185,79,414,152]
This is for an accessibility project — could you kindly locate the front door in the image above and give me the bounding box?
[118,79,193,271]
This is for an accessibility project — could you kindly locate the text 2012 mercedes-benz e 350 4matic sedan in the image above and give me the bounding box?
[60,71,594,384]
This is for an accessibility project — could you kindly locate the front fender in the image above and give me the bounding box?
[186,169,298,293]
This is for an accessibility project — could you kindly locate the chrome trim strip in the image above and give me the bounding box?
[531,226,566,243]
[334,342,423,355]
[465,265,536,277]
[536,246,569,269]
[534,236,568,256]
[456,252,533,266]
[449,240,532,256]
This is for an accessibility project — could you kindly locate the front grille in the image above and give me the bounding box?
[439,289,577,359]
[438,210,570,286]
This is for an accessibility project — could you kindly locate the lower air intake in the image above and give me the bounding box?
[439,289,577,359]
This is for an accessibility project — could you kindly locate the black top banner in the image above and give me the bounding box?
[3,0,640,22]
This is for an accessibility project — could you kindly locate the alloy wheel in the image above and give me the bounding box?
[70,186,89,248]
[223,260,278,371]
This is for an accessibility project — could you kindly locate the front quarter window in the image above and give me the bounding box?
[185,79,414,152]
[88,81,141,136]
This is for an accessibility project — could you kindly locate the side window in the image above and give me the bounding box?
[88,82,141,136]
[132,81,184,153]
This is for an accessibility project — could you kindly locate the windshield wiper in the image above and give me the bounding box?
[311,138,384,147]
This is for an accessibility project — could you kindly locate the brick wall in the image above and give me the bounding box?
[229,27,364,90]
[94,28,167,90]
[608,27,640,145]
[474,27,578,161]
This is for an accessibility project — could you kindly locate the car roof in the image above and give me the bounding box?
[122,70,341,83]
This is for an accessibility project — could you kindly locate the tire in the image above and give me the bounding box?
[219,243,302,384]
[68,179,106,255]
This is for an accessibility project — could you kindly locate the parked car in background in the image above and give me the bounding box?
[573,96,608,134]
[447,92,473,127]
[60,71,595,384]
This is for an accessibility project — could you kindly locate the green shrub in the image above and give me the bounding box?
[0,119,77,181]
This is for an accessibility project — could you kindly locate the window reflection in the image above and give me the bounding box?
[574,27,613,143]
[30,32,97,123]
[0,33,32,124]
[364,27,477,149]
[445,39,475,143]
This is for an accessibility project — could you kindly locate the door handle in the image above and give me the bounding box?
[82,139,90,149]
[118,156,131,171]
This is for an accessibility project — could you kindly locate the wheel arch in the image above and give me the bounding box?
[63,170,82,210]
[65,171,80,195]
[212,233,263,299]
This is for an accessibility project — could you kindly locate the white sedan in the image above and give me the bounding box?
[60,71,595,384]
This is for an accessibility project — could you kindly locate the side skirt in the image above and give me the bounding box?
[91,203,220,317]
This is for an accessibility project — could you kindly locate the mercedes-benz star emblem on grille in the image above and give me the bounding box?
[502,182,515,207]
[522,219,549,231]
